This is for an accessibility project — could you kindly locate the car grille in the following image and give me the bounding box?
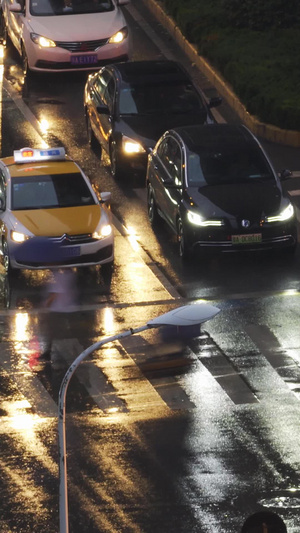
[19,245,113,267]
[35,54,128,70]
[52,233,96,244]
[192,235,296,251]
[55,39,108,52]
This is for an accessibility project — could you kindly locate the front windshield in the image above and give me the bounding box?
[119,81,206,115]
[187,144,274,187]
[30,0,113,16]
[12,173,95,210]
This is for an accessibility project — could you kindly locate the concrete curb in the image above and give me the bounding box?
[141,0,300,148]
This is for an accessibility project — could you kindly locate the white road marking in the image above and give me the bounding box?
[0,343,58,417]
[3,79,47,143]
[51,338,130,413]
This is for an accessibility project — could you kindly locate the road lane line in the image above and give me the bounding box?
[51,338,129,413]
[50,337,171,414]
[0,342,58,417]
[112,215,182,299]
[243,323,300,400]
[121,334,196,410]
[3,79,47,143]
[98,340,172,414]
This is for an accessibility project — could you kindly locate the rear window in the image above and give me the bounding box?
[11,173,95,210]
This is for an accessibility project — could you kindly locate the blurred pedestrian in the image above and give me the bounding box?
[241,511,287,533]
[40,268,78,367]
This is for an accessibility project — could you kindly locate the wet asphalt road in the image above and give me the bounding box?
[1,2,300,532]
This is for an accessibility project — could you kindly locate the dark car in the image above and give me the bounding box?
[83,59,222,179]
[146,123,297,258]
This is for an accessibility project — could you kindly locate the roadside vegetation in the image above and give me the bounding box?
[160,0,300,131]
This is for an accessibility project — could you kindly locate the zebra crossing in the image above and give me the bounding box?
[1,317,300,419]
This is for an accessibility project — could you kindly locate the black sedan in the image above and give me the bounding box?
[83,59,222,179]
[146,123,298,258]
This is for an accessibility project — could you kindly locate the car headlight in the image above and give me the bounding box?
[265,203,294,223]
[30,33,56,48]
[11,231,29,243]
[187,210,224,226]
[92,224,112,239]
[108,27,128,44]
[122,136,146,155]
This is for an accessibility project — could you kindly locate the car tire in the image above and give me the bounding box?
[86,115,99,153]
[110,142,124,180]
[0,13,7,45]
[2,239,17,278]
[147,185,159,227]
[101,261,114,283]
[21,44,29,78]
[177,217,192,260]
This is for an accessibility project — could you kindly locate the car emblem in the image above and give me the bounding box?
[241,219,250,228]
[59,233,70,242]
[79,42,88,51]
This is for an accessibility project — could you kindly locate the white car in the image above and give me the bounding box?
[1,0,130,74]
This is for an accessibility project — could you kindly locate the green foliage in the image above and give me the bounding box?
[163,0,225,43]
[160,0,300,130]
[222,0,300,30]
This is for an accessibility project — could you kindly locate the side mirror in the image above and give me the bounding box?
[208,97,222,109]
[100,191,111,206]
[164,178,182,189]
[9,2,23,12]
[117,0,130,5]
[280,169,293,180]
[96,105,109,115]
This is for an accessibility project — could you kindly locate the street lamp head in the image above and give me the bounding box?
[147,303,220,328]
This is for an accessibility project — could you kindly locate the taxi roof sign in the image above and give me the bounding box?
[14,147,66,164]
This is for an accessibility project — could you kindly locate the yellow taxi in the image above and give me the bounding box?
[0,147,114,273]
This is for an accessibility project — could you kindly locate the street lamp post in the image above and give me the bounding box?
[58,303,220,533]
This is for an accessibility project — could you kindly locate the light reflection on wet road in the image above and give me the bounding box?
[1,279,300,531]
[1,7,300,533]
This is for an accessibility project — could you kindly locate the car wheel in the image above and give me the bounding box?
[101,261,114,283]
[3,239,10,273]
[86,114,100,153]
[2,239,17,277]
[110,142,124,180]
[21,45,29,78]
[3,275,11,308]
[177,218,192,260]
[0,14,7,45]
[147,185,159,226]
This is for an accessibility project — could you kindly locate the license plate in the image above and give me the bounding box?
[70,54,97,65]
[62,246,80,258]
[232,233,262,244]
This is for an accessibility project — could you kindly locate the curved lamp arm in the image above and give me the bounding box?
[58,303,220,533]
